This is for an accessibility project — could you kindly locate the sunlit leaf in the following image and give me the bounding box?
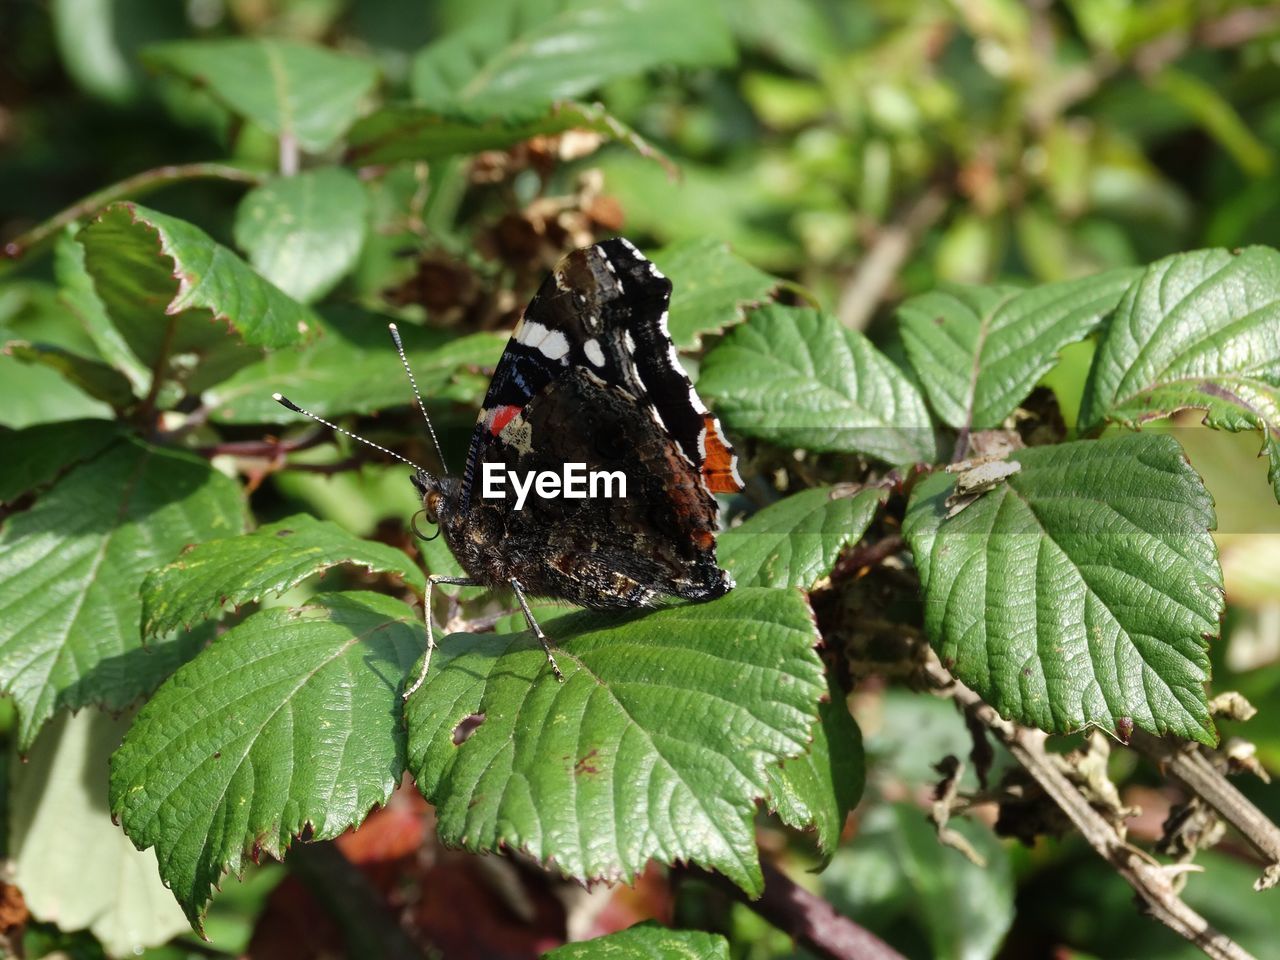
[407,588,824,896]
[110,592,420,927]
[904,434,1222,745]
[141,513,425,637]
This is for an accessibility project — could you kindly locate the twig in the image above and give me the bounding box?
[1,162,266,265]
[836,186,948,331]
[196,429,327,459]
[680,862,907,960]
[1129,730,1280,891]
[926,654,1256,960]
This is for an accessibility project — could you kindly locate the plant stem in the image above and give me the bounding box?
[836,186,948,331]
[680,863,908,960]
[927,654,1257,960]
[1,162,266,267]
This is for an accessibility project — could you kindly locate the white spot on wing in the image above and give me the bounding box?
[516,320,547,348]
[540,329,570,360]
[622,329,636,354]
[583,338,606,367]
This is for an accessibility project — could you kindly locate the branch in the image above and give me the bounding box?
[1129,730,1280,890]
[925,654,1257,960]
[679,863,907,960]
[836,186,948,331]
[1,162,266,266]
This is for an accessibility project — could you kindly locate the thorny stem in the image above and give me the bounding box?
[925,653,1257,960]
[0,162,266,267]
[1129,730,1280,890]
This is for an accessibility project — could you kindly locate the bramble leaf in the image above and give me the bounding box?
[0,419,121,503]
[346,101,665,166]
[411,0,734,117]
[651,237,778,349]
[544,922,730,959]
[110,592,421,928]
[142,513,425,638]
[1079,247,1280,503]
[12,709,188,956]
[0,437,244,749]
[3,338,136,409]
[719,485,884,590]
[903,434,1222,745]
[766,678,864,856]
[233,168,369,304]
[143,39,379,153]
[406,588,824,896]
[77,204,315,400]
[897,269,1139,430]
[203,311,503,424]
[698,305,937,464]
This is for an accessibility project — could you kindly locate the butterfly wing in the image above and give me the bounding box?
[459,240,742,511]
[444,239,742,607]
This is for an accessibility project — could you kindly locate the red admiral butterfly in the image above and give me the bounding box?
[275,238,743,697]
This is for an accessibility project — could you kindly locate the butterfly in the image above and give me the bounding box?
[275,238,743,696]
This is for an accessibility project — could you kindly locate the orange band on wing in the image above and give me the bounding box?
[700,415,743,494]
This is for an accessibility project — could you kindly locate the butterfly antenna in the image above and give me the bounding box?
[272,393,429,474]
[388,323,449,475]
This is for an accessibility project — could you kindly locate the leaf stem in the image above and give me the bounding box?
[0,162,267,268]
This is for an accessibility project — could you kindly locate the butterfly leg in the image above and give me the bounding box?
[403,574,481,700]
[510,577,565,682]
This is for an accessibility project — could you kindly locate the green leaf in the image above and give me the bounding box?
[0,419,121,503]
[1079,247,1280,504]
[110,591,420,928]
[79,203,314,373]
[233,168,368,304]
[12,709,188,955]
[54,229,151,396]
[410,0,734,116]
[897,269,1139,431]
[766,678,864,856]
[719,485,884,590]
[698,305,937,464]
[544,922,730,960]
[0,437,244,749]
[0,354,112,429]
[142,39,380,152]
[823,803,1014,960]
[651,237,778,349]
[204,311,503,424]
[406,588,824,896]
[903,434,1223,745]
[141,513,425,637]
[346,100,666,166]
[3,338,136,409]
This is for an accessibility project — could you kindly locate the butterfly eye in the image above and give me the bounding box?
[425,490,442,524]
